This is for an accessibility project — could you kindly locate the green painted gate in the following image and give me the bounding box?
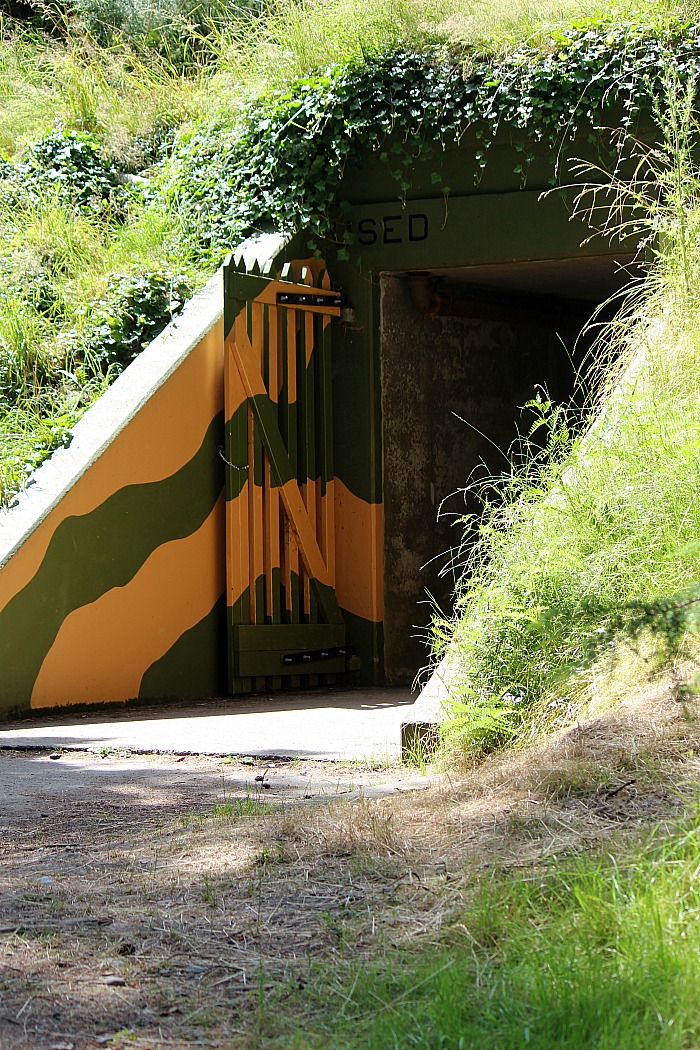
[223,258,349,692]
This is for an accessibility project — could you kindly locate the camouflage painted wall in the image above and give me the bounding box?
[0,275,227,716]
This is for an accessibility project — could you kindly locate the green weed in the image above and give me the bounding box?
[435,74,700,756]
[298,810,700,1048]
[211,797,275,819]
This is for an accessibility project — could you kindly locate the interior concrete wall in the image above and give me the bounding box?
[380,274,582,685]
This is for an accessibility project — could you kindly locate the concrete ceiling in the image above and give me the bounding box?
[399,254,643,304]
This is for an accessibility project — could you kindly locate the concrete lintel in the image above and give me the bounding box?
[0,268,224,571]
[341,189,627,274]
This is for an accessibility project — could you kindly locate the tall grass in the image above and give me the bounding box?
[439,0,700,51]
[0,168,207,505]
[0,19,219,506]
[213,0,439,96]
[0,21,203,161]
[435,80,700,755]
[212,0,699,98]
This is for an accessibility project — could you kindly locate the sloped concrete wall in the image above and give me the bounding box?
[0,272,227,716]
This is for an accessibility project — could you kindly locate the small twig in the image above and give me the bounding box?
[606,778,635,798]
[15,998,31,1020]
[209,971,248,988]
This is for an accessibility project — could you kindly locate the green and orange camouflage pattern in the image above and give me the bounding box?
[0,255,384,715]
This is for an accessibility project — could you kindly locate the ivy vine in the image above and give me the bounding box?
[0,129,130,219]
[164,20,700,255]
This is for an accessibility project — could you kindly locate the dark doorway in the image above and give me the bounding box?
[380,254,638,685]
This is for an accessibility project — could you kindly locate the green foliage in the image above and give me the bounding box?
[26,127,120,202]
[79,269,191,372]
[1,127,128,217]
[434,76,700,756]
[307,811,700,1048]
[0,125,202,505]
[165,23,700,252]
[0,296,53,400]
[0,378,106,505]
[69,0,266,66]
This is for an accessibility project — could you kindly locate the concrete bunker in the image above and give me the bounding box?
[303,118,643,690]
[0,127,643,716]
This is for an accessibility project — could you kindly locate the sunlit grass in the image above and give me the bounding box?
[0,180,210,506]
[439,0,700,51]
[212,0,698,99]
[435,77,700,755]
[0,22,204,163]
[314,809,700,1049]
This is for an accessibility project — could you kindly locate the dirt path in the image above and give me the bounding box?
[0,749,432,1049]
[1,686,698,1049]
[0,748,430,819]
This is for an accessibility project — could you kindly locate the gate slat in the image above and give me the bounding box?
[225,331,250,617]
[267,303,282,625]
[317,312,334,586]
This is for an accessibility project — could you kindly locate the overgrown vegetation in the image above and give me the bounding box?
[434,72,700,755]
[166,34,691,254]
[0,0,699,505]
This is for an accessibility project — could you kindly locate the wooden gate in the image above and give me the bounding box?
[223,258,347,692]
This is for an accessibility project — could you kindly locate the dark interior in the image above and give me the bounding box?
[380,254,640,685]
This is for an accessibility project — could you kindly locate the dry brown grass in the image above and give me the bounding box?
[1,675,700,1048]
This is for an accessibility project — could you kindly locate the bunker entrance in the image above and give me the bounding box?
[380,254,638,685]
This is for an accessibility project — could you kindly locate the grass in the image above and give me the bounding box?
[0,186,203,505]
[212,0,700,97]
[0,22,204,161]
[0,22,209,500]
[434,75,700,756]
[435,0,700,50]
[0,32,215,504]
[303,815,700,1049]
[211,797,276,818]
[238,686,700,1049]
